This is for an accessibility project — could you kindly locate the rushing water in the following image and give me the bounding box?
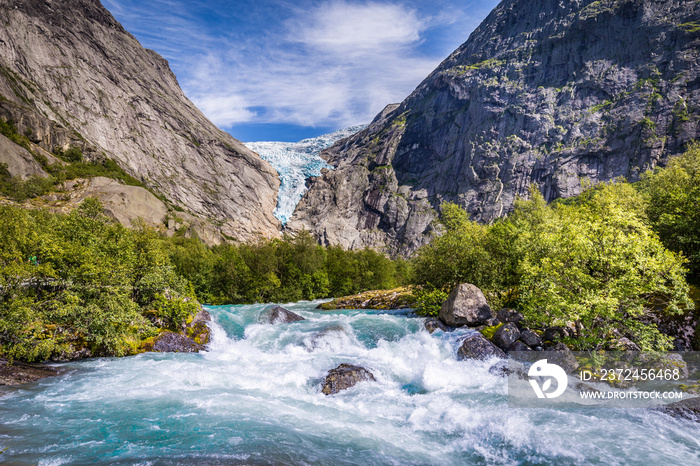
[1,302,699,465]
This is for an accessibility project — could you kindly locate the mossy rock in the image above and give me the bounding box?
[480,323,503,340]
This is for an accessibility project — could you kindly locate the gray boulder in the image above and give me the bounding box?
[261,305,305,324]
[509,340,532,352]
[548,343,579,373]
[321,363,376,395]
[424,318,450,334]
[659,397,700,422]
[606,337,641,352]
[520,330,542,347]
[543,327,566,344]
[497,309,524,327]
[152,331,204,353]
[439,284,493,327]
[492,323,520,350]
[457,334,506,361]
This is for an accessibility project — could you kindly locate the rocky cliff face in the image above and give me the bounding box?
[288,0,700,256]
[0,0,280,241]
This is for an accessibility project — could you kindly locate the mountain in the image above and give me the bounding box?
[244,125,366,224]
[287,0,700,256]
[0,0,280,242]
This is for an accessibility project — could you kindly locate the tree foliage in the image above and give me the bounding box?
[639,141,700,278]
[412,179,694,351]
[0,200,198,362]
[166,230,411,305]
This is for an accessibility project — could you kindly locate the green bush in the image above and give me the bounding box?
[411,182,693,351]
[0,200,199,362]
[639,141,700,278]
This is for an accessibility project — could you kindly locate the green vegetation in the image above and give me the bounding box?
[0,198,411,363]
[411,144,700,351]
[639,142,700,278]
[164,231,411,305]
[0,199,198,362]
[679,21,700,33]
[0,118,147,202]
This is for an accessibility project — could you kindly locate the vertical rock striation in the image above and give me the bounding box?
[288,0,700,256]
[0,0,280,241]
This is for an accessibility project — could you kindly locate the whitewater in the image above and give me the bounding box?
[1,302,698,464]
[245,125,366,224]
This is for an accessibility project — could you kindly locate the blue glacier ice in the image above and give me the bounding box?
[245,125,367,224]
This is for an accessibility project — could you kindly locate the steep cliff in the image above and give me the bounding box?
[0,0,280,241]
[288,0,700,256]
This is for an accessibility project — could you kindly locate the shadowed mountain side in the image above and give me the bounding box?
[0,0,280,242]
[288,0,700,256]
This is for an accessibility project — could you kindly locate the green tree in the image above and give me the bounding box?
[639,141,700,278]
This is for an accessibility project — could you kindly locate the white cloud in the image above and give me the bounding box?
[105,0,490,132]
[290,2,425,55]
[186,1,442,130]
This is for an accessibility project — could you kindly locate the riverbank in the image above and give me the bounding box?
[316,287,416,310]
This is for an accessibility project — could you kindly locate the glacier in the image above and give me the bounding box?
[245,125,366,224]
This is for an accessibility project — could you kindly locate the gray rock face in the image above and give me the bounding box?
[0,134,47,179]
[321,363,376,395]
[492,323,521,350]
[457,333,506,361]
[289,0,700,256]
[520,329,542,347]
[261,305,305,324]
[152,331,204,353]
[439,283,493,327]
[0,0,280,242]
[658,397,700,422]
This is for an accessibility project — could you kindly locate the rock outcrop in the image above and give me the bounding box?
[321,363,376,395]
[151,331,204,353]
[659,397,700,422]
[289,0,700,255]
[316,287,416,310]
[260,305,306,324]
[0,0,280,242]
[439,283,493,327]
[0,358,58,386]
[457,334,506,361]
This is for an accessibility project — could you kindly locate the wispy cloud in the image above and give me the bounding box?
[103,0,498,133]
[184,1,442,129]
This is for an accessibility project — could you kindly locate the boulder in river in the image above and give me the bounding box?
[261,305,305,324]
[321,363,376,395]
[424,318,450,334]
[152,331,204,353]
[457,334,506,361]
[439,284,493,327]
[658,397,700,422]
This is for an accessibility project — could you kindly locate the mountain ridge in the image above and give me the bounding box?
[288,0,700,256]
[0,0,280,242]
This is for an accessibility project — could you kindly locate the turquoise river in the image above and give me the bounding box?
[1,301,699,464]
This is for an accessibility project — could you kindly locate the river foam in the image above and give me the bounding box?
[1,301,699,464]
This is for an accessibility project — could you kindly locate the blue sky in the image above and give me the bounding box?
[102,0,500,141]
